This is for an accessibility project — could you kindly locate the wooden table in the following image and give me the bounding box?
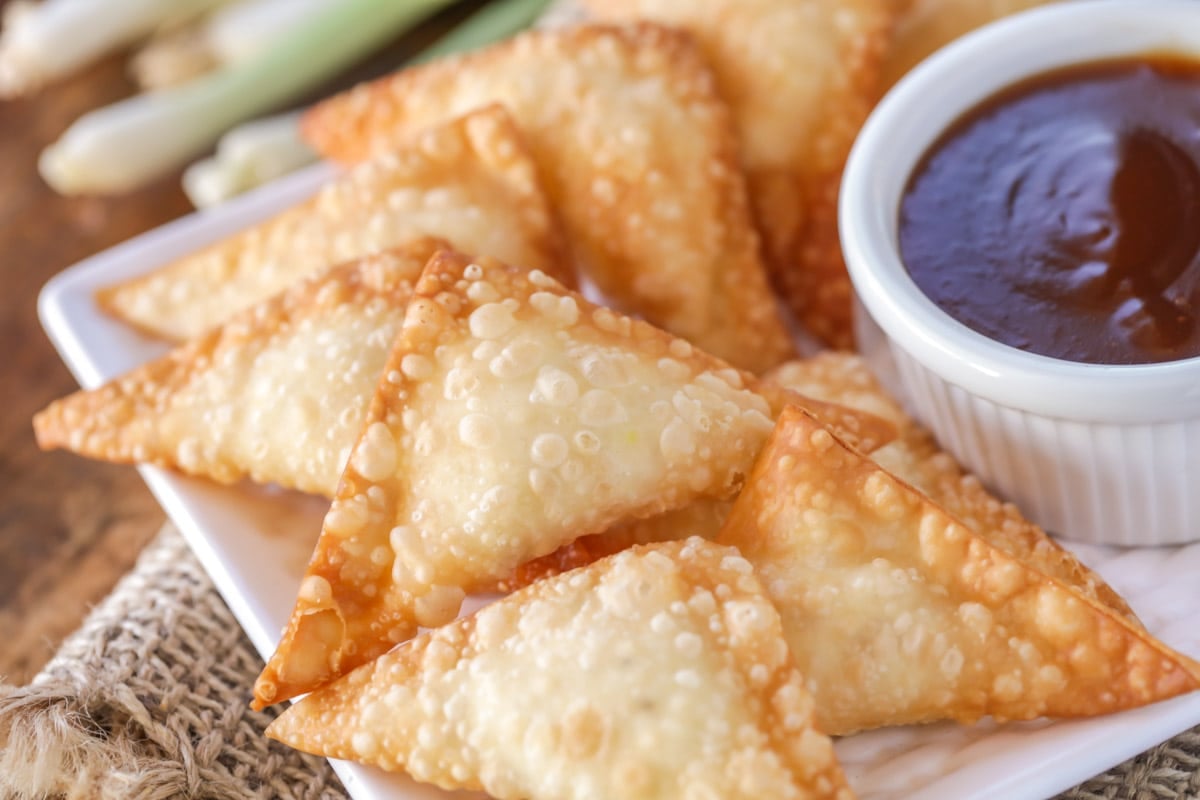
[0,51,181,684]
[0,0,485,685]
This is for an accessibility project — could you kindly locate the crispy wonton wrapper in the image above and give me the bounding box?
[98,105,568,341]
[763,354,910,430]
[35,240,447,497]
[301,23,794,373]
[765,353,1139,624]
[486,498,733,594]
[488,352,937,593]
[580,1,894,349]
[497,347,1123,598]
[253,251,892,708]
[718,407,1200,735]
[268,539,854,800]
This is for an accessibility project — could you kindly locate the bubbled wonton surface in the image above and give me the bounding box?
[301,23,794,372]
[99,105,568,341]
[268,539,854,800]
[254,251,889,708]
[764,354,1138,624]
[480,355,907,594]
[487,496,734,594]
[718,407,1200,735]
[581,0,895,348]
[35,240,447,498]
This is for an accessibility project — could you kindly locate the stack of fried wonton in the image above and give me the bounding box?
[36,2,1191,799]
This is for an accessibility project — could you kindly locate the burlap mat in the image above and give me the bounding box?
[0,524,1196,800]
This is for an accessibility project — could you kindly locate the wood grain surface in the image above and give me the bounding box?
[0,0,485,685]
[0,49,179,684]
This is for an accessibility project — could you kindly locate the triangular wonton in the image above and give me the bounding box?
[268,539,854,800]
[765,354,1138,624]
[301,23,794,372]
[580,0,894,347]
[98,105,568,340]
[718,406,1200,735]
[254,251,890,708]
[36,240,445,497]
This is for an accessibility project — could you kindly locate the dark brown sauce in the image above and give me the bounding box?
[900,56,1200,364]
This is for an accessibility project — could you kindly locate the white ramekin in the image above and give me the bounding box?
[841,0,1200,546]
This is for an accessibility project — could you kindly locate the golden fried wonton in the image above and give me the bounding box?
[580,1,895,349]
[268,539,854,800]
[479,383,897,592]
[718,407,1200,735]
[765,353,1139,624]
[35,240,444,497]
[254,251,889,708]
[98,105,568,341]
[485,355,905,593]
[883,0,1067,88]
[301,23,794,372]
[764,353,911,430]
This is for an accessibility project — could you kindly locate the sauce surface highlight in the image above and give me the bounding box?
[900,56,1200,365]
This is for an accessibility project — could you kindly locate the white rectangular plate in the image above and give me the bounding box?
[39,163,1200,800]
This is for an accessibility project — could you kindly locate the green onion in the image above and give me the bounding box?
[129,25,218,91]
[39,0,455,195]
[0,0,229,99]
[130,0,342,91]
[413,0,554,64]
[206,0,340,66]
[182,111,315,208]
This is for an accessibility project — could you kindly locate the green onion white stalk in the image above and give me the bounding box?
[414,0,553,64]
[0,0,228,98]
[129,25,216,91]
[182,111,315,208]
[130,0,341,90]
[39,0,454,195]
[205,0,338,66]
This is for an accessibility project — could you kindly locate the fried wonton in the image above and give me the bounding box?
[301,23,794,372]
[98,105,568,341]
[764,353,910,430]
[765,353,1138,624]
[579,2,895,349]
[268,539,854,800]
[718,407,1200,735]
[883,0,1066,88]
[254,251,890,708]
[481,384,896,592]
[35,240,445,497]
[484,356,902,593]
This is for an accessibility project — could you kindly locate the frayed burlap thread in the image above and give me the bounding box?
[1057,733,1200,800]
[0,524,347,800]
[0,523,1198,799]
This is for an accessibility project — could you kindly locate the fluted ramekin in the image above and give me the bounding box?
[840,0,1200,546]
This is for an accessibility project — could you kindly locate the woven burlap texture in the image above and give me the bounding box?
[0,525,346,800]
[0,523,1197,800]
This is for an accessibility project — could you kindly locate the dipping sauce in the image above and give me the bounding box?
[899,56,1200,365]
